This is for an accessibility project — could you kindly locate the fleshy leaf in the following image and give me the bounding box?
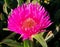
[3,3,8,14]
[2,39,23,47]
[33,33,48,47]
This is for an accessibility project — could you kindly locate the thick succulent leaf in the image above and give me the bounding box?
[3,3,8,14]
[2,39,23,47]
[33,33,48,47]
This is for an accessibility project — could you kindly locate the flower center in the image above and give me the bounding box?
[22,18,36,28]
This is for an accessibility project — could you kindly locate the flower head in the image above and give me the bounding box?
[8,3,52,40]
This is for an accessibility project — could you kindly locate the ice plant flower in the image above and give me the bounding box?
[8,3,52,40]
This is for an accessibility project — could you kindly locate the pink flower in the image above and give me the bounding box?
[8,3,52,40]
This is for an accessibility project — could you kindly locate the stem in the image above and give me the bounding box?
[24,40,29,47]
[23,40,33,47]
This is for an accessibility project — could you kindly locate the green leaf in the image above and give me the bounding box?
[2,39,23,47]
[33,33,48,47]
[17,0,23,6]
[3,3,8,14]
